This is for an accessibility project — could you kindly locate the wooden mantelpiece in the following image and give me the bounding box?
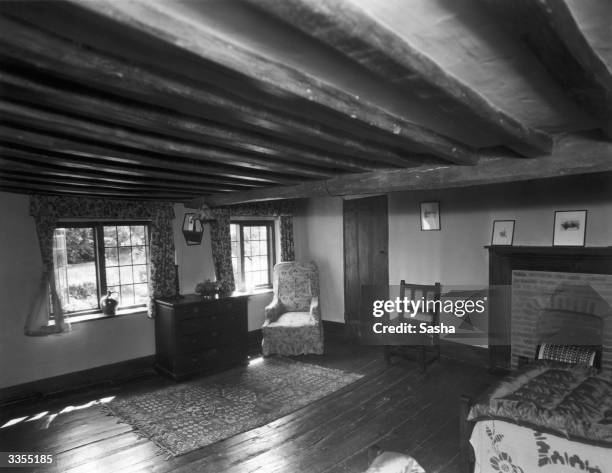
[487,246,612,372]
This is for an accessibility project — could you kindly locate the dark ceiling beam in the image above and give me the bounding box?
[481,0,612,138]
[0,157,240,193]
[0,144,263,190]
[537,0,612,137]
[196,132,612,206]
[0,125,310,187]
[0,100,342,178]
[67,0,481,164]
[0,170,224,197]
[0,15,435,168]
[0,179,198,201]
[248,0,553,158]
[0,70,418,170]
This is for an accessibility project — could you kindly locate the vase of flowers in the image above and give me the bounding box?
[195,279,217,299]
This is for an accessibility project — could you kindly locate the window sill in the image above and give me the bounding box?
[232,287,273,297]
[50,307,148,326]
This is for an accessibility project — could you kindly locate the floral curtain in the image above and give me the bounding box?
[280,215,295,261]
[147,204,177,317]
[209,208,235,292]
[202,200,296,292]
[27,195,176,335]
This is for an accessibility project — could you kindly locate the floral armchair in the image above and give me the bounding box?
[262,261,324,356]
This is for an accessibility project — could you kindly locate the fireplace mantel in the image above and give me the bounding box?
[487,246,612,371]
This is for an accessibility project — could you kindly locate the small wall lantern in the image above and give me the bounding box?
[182,213,204,245]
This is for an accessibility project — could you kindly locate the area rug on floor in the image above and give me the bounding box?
[102,357,363,457]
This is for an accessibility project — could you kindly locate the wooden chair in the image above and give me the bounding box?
[384,280,441,372]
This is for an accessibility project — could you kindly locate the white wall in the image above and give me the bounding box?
[0,192,155,388]
[293,174,612,327]
[388,175,612,286]
[0,194,271,388]
[293,197,345,322]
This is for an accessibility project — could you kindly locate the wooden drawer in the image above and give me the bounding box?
[176,314,224,335]
[174,348,222,374]
[154,295,248,380]
[174,303,206,321]
[177,329,226,353]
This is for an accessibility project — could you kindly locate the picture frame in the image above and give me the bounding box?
[182,212,204,245]
[553,210,587,247]
[420,201,440,231]
[490,220,515,246]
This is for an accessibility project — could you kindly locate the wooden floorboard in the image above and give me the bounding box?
[0,336,498,473]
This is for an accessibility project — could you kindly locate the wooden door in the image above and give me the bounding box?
[343,195,389,338]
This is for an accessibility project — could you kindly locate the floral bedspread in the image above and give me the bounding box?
[468,361,612,446]
[470,419,612,473]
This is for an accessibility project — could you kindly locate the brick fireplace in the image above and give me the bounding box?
[511,270,612,370]
[487,246,612,372]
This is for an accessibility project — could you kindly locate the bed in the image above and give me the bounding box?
[460,357,612,473]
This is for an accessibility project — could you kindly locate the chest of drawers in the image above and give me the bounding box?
[154,294,249,380]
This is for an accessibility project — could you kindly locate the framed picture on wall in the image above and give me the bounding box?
[420,201,440,231]
[553,210,587,246]
[491,220,515,246]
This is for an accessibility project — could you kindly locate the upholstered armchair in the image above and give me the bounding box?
[261,261,324,356]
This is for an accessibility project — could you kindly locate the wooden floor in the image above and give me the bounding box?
[0,335,498,473]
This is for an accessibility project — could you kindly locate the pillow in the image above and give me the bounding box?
[537,343,597,367]
[364,451,425,473]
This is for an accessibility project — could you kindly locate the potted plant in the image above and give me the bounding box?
[195,279,217,299]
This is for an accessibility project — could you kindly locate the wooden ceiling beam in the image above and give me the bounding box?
[0,125,307,186]
[0,170,225,196]
[0,100,342,178]
[0,179,198,200]
[0,157,242,193]
[0,15,434,167]
[197,132,612,206]
[66,0,480,164]
[537,0,612,137]
[0,70,418,170]
[249,0,553,158]
[0,144,262,189]
[481,0,612,138]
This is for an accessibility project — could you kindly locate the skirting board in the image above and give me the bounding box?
[0,355,156,407]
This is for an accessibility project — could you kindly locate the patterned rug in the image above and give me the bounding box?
[102,357,363,457]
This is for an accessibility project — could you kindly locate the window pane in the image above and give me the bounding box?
[105,247,118,267]
[120,265,134,284]
[119,247,132,265]
[53,227,98,312]
[106,266,120,286]
[133,265,148,283]
[132,246,146,265]
[230,223,238,241]
[130,225,146,246]
[117,225,131,246]
[120,285,135,305]
[103,226,117,247]
[134,283,148,305]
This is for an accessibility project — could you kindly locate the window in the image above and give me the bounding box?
[230,221,275,291]
[52,223,150,316]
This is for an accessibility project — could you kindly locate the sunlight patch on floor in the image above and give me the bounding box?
[1,396,116,429]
